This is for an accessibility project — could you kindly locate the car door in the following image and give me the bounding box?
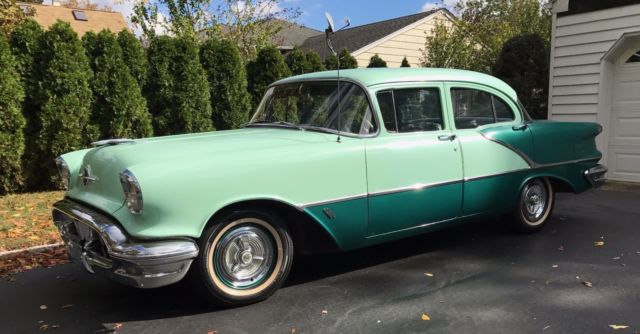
[444,83,534,215]
[365,83,464,238]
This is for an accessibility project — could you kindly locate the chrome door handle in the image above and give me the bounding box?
[438,134,456,141]
[512,124,528,131]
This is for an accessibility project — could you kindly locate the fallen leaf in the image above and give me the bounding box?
[558,246,565,251]
[421,313,431,321]
[39,305,47,310]
[582,281,593,288]
[424,273,434,277]
[207,331,218,334]
[609,325,629,330]
[321,310,328,315]
[543,325,551,331]
[113,323,123,330]
[613,257,621,260]
[594,241,605,247]
[61,304,73,309]
[290,328,296,334]
[39,324,49,331]
[552,264,559,268]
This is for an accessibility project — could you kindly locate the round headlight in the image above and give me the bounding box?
[119,169,143,215]
[54,157,70,190]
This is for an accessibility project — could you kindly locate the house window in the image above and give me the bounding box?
[73,10,88,21]
[626,50,640,63]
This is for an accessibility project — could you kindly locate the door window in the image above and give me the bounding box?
[451,88,515,129]
[376,88,444,133]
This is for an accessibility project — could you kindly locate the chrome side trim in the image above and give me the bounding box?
[300,193,368,208]
[366,212,483,239]
[367,179,461,197]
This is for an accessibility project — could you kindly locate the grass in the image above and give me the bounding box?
[0,191,64,252]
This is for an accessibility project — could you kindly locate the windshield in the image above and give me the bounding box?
[249,81,377,135]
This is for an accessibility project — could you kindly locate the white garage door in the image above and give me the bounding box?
[609,46,640,182]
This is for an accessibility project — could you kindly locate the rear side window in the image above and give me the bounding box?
[376,88,444,133]
[451,88,515,129]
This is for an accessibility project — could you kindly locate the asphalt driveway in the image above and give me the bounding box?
[2,189,639,334]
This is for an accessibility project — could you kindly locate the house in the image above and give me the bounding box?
[271,20,322,52]
[17,2,129,36]
[548,0,640,182]
[300,9,454,68]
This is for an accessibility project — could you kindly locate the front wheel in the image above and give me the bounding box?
[510,177,555,233]
[190,209,294,306]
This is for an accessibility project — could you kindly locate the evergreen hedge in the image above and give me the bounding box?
[285,47,310,75]
[325,48,358,70]
[117,29,147,87]
[28,21,97,189]
[145,35,175,135]
[247,46,291,108]
[0,33,26,194]
[306,51,325,72]
[201,38,252,130]
[492,33,549,119]
[84,29,152,139]
[401,56,410,67]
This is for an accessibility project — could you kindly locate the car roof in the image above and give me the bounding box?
[274,68,518,101]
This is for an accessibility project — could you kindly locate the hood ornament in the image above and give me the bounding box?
[80,165,97,186]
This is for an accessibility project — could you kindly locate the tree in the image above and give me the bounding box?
[285,47,310,75]
[401,56,410,67]
[246,45,291,108]
[1,0,34,35]
[84,29,153,139]
[200,38,252,130]
[493,33,549,119]
[28,21,97,189]
[117,29,147,87]
[145,35,213,135]
[422,0,551,73]
[367,54,387,68]
[132,0,300,60]
[325,48,358,70]
[0,33,26,194]
[306,51,325,72]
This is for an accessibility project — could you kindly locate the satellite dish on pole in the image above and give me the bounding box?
[325,12,335,33]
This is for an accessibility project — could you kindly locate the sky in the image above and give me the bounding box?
[90,0,454,32]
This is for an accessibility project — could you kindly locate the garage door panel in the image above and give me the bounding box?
[607,149,640,181]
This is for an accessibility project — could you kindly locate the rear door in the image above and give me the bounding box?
[366,83,464,237]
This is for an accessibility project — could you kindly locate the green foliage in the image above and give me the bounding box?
[145,35,213,135]
[0,33,26,194]
[367,54,387,68]
[200,38,252,130]
[401,56,410,67]
[246,45,291,108]
[0,0,33,35]
[493,33,549,119]
[117,29,147,87]
[422,0,551,73]
[84,29,153,139]
[325,48,358,70]
[305,51,325,72]
[285,47,310,75]
[28,21,97,189]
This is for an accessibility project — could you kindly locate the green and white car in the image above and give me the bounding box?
[52,68,606,306]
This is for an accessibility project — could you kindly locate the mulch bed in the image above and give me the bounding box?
[0,245,69,282]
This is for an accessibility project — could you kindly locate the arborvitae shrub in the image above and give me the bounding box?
[401,56,411,67]
[285,47,310,75]
[117,29,147,87]
[84,29,152,139]
[305,51,325,72]
[201,38,252,130]
[367,54,387,68]
[0,33,26,194]
[29,20,97,189]
[246,46,291,108]
[145,35,175,134]
[325,48,358,70]
[492,33,549,119]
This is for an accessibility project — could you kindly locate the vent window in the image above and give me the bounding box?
[72,10,88,21]
[626,50,640,63]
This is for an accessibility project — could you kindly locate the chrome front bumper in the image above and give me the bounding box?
[584,164,608,187]
[52,199,198,288]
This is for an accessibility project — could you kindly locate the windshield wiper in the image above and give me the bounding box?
[244,120,304,130]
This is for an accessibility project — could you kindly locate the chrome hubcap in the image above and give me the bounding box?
[522,181,547,222]
[214,225,274,289]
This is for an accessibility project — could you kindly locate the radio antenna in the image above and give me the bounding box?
[325,12,350,143]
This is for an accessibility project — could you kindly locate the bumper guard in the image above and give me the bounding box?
[584,164,608,188]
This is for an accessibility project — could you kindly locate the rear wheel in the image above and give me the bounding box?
[511,177,555,233]
[191,209,293,306]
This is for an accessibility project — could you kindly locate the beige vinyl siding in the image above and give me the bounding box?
[352,11,452,68]
[549,4,640,121]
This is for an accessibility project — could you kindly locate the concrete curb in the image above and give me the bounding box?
[0,243,64,259]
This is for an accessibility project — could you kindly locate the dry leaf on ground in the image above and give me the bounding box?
[421,313,430,321]
[582,281,593,288]
[594,241,605,247]
[609,325,629,330]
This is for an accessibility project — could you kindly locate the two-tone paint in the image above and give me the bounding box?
[59,68,604,253]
